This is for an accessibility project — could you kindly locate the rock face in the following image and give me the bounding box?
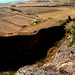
[15,65,57,75]
[16,41,75,75]
[43,41,75,75]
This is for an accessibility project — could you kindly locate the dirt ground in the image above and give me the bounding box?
[38,7,75,20]
[0,2,75,36]
[0,1,75,74]
[20,20,60,34]
[2,15,35,27]
[0,20,21,33]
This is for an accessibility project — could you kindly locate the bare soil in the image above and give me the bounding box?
[0,20,21,33]
[0,1,74,74]
[2,15,35,27]
[20,20,60,35]
[0,2,75,36]
[38,7,75,20]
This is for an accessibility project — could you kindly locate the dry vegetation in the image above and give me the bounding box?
[0,20,21,32]
[0,2,75,36]
[20,20,60,33]
[0,1,75,74]
[15,7,59,15]
[2,15,35,27]
[38,7,75,20]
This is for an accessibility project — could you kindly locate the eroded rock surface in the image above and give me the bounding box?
[43,41,75,75]
[16,41,75,75]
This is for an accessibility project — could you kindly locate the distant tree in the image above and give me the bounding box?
[11,5,16,7]
[68,16,72,21]
[66,16,72,23]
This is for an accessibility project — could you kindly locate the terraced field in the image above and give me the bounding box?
[0,20,21,32]
[38,7,75,20]
[0,2,75,36]
[16,2,55,7]
[0,8,14,18]
[19,20,60,35]
[2,15,36,27]
[15,6,59,15]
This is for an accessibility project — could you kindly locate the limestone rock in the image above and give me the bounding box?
[16,41,75,75]
[16,65,45,75]
[43,41,75,75]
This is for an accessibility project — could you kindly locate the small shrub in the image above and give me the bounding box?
[72,30,75,35]
[72,18,75,21]
[72,36,75,42]
[71,24,75,30]
[11,5,16,7]
[68,41,73,47]
[59,20,65,23]
[30,20,42,26]
[68,23,75,47]
[65,28,71,34]
[40,59,44,63]
[48,18,53,19]
[54,41,59,46]
[6,71,16,75]
[49,49,54,54]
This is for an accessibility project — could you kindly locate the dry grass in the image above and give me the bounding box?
[20,20,60,33]
[15,6,59,15]
[0,2,74,35]
[16,2,55,7]
[38,7,75,20]
[0,20,21,32]
[2,15,35,27]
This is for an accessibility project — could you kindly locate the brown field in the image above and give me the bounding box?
[16,2,55,7]
[2,15,36,27]
[15,6,60,15]
[38,7,75,20]
[0,20,21,32]
[0,2,75,35]
[15,2,61,15]
[20,20,60,34]
[0,8,14,18]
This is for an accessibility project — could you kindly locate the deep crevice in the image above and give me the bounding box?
[0,25,65,71]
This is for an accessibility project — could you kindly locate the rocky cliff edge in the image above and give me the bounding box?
[15,40,75,75]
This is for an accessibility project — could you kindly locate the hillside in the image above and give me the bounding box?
[0,1,75,75]
[27,0,75,2]
[16,41,75,75]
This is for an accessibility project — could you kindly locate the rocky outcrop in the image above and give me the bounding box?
[43,41,75,75]
[16,41,75,75]
[16,65,57,75]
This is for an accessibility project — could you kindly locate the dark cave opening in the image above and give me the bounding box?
[0,25,65,71]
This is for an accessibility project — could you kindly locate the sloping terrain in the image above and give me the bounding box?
[38,7,75,20]
[0,8,14,18]
[0,25,65,71]
[16,41,75,75]
[0,2,75,74]
[19,20,60,35]
[0,2,75,36]
[0,20,21,33]
[2,15,35,27]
